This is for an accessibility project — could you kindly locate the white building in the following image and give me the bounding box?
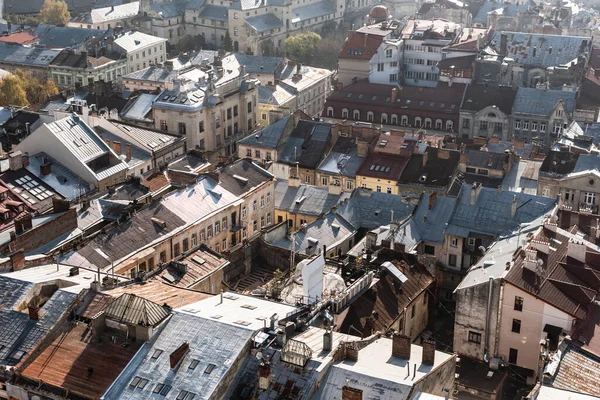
[113,31,168,73]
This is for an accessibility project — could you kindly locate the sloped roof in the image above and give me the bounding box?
[114,31,167,52]
[89,1,140,23]
[336,189,416,230]
[316,137,365,178]
[245,13,283,32]
[238,115,291,149]
[199,4,228,21]
[275,180,346,217]
[277,120,332,169]
[217,159,273,197]
[34,24,107,49]
[461,84,516,115]
[290,0,336,23]
[104,293,170,327]
[552,345,600,396]
[512,87,576,116]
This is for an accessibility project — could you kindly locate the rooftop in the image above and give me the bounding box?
[512,87,576,116]
[245,13,284,33]
[399,147,460,188]
[0,31,37,45]
[120,93,156,123]
[461,84,516,115]
[275,180,347,217]
[88,1,140,23]
[160,246,228,289]
[114,31,167,52]
[336,189,416,230]
[277,120,332,169]
[217,159,273,197]
[552,343,600,397]
[238,115,291,149]
[0,42,60,66]
[316,137,365,178]
[34,24,109,49]
[356,152,410,181]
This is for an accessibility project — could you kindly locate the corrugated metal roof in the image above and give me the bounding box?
[104,293,170,327]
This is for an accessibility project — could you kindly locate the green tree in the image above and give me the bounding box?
[223,30,233,52]
[171,34,196,56]
[39,0,71,26]
[0,75,28,107]
[285,32,321,64]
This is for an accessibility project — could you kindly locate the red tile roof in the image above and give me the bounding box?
[0,31,38,45]
[339,31,386,60]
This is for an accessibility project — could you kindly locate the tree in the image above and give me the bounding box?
[0,75,28,107]
[170,34,196,56]
[285,32,321,65]
[39,0,71,26]
[223,30,233,52]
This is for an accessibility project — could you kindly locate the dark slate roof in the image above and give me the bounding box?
[336,189,415,230]
[399,147,460,188]
[0,276,77,366]
[512,87,576,116]
[34,24,108,49]
[356,152,410,181]
[233,53,284,75]
[316,137,365,178]
[104,293,170,327]
[217,159,273,197]
[490,31,591,69]
[4,0,123,14]
[277,120,332,169]
[539,151,579,175]
[238,116,291,149]
[461,84,517,115]
[578,121,600,148]
[150,0,186,18]
[290,0,336,22]
[274,180,345,217]
[466,149,507,170]
[473,0,533,25]
[199,4,228,21]
[340,261,433,337]
[245,13,283,32]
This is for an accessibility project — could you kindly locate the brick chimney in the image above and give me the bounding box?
[10,249,25,270]
[113,141,122,154]
[126,144,132,160]
[346,343,359,361]
[169,342,190,368]
[342,386,363,400]
[28,304,40,320]
[40,158,51,176]
[258,362,272,390]
[14,213,32,234]
[391,87,399,103]
[392,333,411,359]
[53,197,71,213]
[422,340,436,365]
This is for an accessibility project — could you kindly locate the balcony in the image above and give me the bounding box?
[579,203,599,214]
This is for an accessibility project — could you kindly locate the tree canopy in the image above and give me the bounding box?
[39,0,71,26]
[0,75,28,107]
[223,31,233,52]
[0,71,59,107]
[284,32,322,65]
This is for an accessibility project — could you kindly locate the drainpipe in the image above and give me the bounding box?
[484,276,493,363]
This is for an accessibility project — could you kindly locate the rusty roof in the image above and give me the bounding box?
[339,260,434,336]
[161,246,228,289]
[105,278,212,308]
[103,293,170,327]
[571,302,600,358]
[504,227,600,319]
[552,345,600,397]
[20,322,142,399]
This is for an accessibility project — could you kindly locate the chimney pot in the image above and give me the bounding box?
[392,332,411,359]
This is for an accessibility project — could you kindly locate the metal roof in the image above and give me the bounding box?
[512,87,576,116]
[34,24,108,49]
[238,115,291,149]
[0,42,60,66]
[275,180,347,217]
[258,84,295,105]
[245,13,283,32]
[290,0,336,23]
[217,159,273,197]
[25,152,93,200]
[90,1,140,23]
[199,4,228,21]
[103,312,254,399]
[336,189,416,230]
[114,31,167,52]
[104,293,170,327]
[316,138,365,178]
[121,93,156,123]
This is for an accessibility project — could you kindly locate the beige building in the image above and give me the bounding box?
[49,49,128,88]
[113,31,168,73]
[68,2,140,30]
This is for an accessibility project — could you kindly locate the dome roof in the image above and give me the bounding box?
[369,5,389,22]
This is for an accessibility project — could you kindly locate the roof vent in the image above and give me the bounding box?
[151,217,167,229]
[295,196,306,204]
[233,174,248,183]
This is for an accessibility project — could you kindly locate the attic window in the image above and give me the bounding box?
[204,363,217,374]
[189,359,200,370]
[130,376,149,389]
[153,383,172,396]
[177,390,197,400]
[152,349,164,359]
[374,209,381,216]
[241,304,258,310]
[296,196,306,204]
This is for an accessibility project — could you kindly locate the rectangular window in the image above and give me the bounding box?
[411,304,416,318]
[377,63,384,72]
[584,192,596,205]
[376,185,382,192]
[267,213,272,225]
[267,192,271,204]
[424,245,435,255]
[266,152,272,160]
[515,120,521,130]
[514,296,523,311]
[182,238,189,252]
[253,200,257,211]
[255,150,261,158]
[199,229,205,242]
[242,206,247,219]
[512,319,521,333]
[222,238,227,250]
[222,217,227,230]
[523,121,530,130]
[246,149,252,157]
[540,123,546,132]
[531,122,538,131]
[233,105,238,116]
[468,331,482,344]
[479,121,488,130]
[260,216,265,227]
[174,243,180,257]
[227,108,232,120]
[207,226,213,238]
[199,121,205,132]
[191,233,197,247]
[450,238,458,247]
[248,101,253,112]
[160,120,168,131]
[449,254,457,267]
[215,221,220,235]
[178,122,186,135]
[509,348,518,364]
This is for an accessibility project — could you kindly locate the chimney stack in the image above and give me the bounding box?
[28,304,40,320]
[113,141,122,155]
[342,386,363,400]
[392,332,411,359]
[323,330,333,352]
[422,340,435,365]
[53,197,71,213]
[258,362,272,390]
[470,182,481,206]
[40,158,51,176]
[8,151,23,171]
[511,194,518,218]
[126,144,132,160]
[169,342,190,369]
[391,87,399,103]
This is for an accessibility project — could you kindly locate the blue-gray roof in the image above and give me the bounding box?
[151,0,186,18]
[290,0,336,23]
[120,93,156,123]
[34,24,108,49]
[0,276,77,366]
[316,137,365,178]
[336,189,416,230]
[577,121,600,148]
[0,42,60,66]
[199,4,228,21]
[573,154,600,174]
[448,183,557,237]
[398,193,457,245]
[103,312,253,400]
[233,53,284,75]
[245,13,283,32]
[274,180,348,217]
[277,120,332,169]
[512,87,576,116]
[238,116,290,149]
[490,31,591,68]
[473,0,533,25]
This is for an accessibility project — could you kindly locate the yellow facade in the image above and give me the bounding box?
[355,175,399,195]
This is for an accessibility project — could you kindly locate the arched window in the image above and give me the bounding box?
[366,111,374,122]
[353,110,360,120]
[391,114,398,125]
[327,107,334,117]
[435,119,442,130]
[424,118,432,128]
[401,115,408,126]
[446,120,454,131]
[342,108,349,119]
[487,112,497,118]
[234,27,239,36]
[414,117,422,127]
[381,113,388,124]
[234,12,238,19]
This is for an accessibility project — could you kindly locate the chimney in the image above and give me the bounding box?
[9,231,16,241]
[342,386,363,400]
[323,330,333,352]
[27,304,40,320]
[112,141,122,154]
[10,249,25,270]
[40,158,51,176]
[14,218,23,235]
[422,340,435,365]
[511,194,518,218]
[8,151,23,171]
[14,214,32,234]
[258,362,272,390]
[169,342,190,368]
[345,344,359,362]
[53,197,71,213]
[428,192,437,210]
[357,139,369,157]
[392,332,411,359]
[363,33,368,49]
[391,87,399,103]
[126,144,132,160]
[470,182,482,206]
[104,138,111,148]
[207,170,219,183]
[500,33,508,56]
